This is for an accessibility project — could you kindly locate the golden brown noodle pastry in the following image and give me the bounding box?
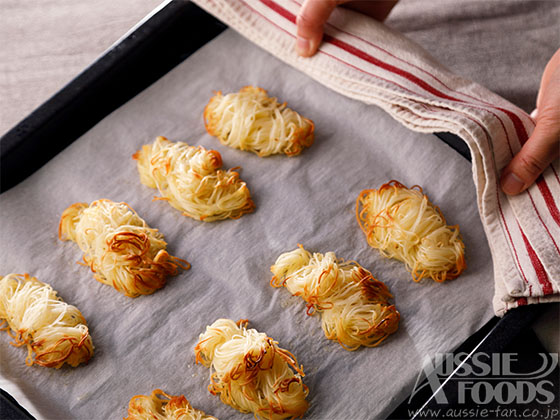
[271,246,399,351]
[133,136,255,222]
[356,181,466,282]
[204,86,314,157]
[0,273,93,368]
[125,389,217,420]
[59,199,189,297]
[195,319,309,420]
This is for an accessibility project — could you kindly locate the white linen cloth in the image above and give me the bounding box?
[192,0,560,316]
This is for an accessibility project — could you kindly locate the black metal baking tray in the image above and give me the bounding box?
[0,1,556,418]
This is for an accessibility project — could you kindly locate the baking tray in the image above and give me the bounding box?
[0,1,555,418]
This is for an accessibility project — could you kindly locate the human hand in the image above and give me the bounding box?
[501,49,560,195]
[295,0,398,57]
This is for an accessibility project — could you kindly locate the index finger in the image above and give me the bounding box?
[296,0,346,57]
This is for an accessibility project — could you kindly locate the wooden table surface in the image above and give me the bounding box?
[0,0,162,136]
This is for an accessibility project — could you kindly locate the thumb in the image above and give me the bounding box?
[501,50,560,195]
[296,0,344,57]
[500,115,560,195]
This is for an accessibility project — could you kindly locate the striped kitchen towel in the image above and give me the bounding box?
[192,0,560,316]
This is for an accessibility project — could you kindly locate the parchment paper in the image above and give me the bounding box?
[0,30,495,420]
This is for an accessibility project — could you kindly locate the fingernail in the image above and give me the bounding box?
[530,108,538,119]
[296,37,311,56]
[501,171,525,195]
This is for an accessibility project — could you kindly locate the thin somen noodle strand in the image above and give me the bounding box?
[133,136,254,222]
[59,199,189,297]
[271,245,399,351]
[125,389,217,420]
[195,319,309,420]
[356,181,466,282]
[204,86,314,157]
[0,273,93,368]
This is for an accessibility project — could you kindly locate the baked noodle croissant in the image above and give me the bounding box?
[204,86,314,157]
[195,319,309,420]
[59,199,189,297]
[271,245,399,351]
[133,136,255,222]
[356,181,466,282]
[0,273,93,368]
[125,389,217,420]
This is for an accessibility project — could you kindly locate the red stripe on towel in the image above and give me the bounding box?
[520,225,554,295]
[537,177,560,228]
